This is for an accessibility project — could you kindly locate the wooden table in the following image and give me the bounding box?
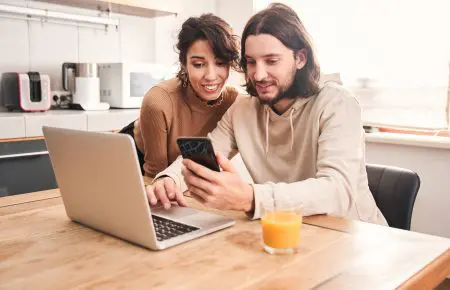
[1,190,449,290]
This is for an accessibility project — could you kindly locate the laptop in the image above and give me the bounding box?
[42,126,235,250]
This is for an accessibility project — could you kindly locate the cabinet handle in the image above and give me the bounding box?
[0,151,49,160]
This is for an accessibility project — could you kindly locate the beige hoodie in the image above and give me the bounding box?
[155,83,388,225]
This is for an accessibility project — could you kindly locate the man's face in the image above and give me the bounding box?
[245,34,306,105]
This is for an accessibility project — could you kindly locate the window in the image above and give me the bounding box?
[274,0,450,129]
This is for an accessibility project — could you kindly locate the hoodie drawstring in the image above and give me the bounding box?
[265,107,270,154]
[289,108,295,151]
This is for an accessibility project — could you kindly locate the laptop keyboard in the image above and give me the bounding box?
[152,215,199,241]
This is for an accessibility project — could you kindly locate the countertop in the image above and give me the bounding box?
[0,108,139,117]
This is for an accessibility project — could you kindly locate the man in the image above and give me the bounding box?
[147,3,387,225]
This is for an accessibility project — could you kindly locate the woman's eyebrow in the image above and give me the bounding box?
[190,55,206,60]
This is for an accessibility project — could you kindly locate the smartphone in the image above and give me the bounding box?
[176,137,220,172]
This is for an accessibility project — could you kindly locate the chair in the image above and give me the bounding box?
[366,164,420,230]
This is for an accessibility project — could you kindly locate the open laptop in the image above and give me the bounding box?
[42,126,235,250]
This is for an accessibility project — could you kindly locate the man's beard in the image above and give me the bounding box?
[254,68,298,106]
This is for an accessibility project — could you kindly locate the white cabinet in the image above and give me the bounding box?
[0,113,26,139]
[0,109,140,138]
[86,109,139,132]
[24,111,87,137]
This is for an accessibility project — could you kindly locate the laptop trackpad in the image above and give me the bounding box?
[152,206,200,219]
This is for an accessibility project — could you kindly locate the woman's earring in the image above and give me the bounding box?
[181,70,188,88]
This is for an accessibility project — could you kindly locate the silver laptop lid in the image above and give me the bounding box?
[43,126,156,248]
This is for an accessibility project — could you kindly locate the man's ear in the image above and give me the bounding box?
[295,48,307,70]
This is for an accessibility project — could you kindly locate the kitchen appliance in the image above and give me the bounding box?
[98,63,176,108]
[1,72,51,112]
[62,62,110,111]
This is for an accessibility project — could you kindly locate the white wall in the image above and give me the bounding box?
[153,0,218,65]
[215,0,265,92]
[365,141,450,238]
[0,0,219,111]
[216,0,254,37]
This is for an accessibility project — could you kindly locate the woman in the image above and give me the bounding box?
[120,13,240,179]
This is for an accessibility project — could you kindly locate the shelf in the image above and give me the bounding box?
[37,0,180,18]
[0,3,119,27]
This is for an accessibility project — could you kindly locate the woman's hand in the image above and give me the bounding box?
[146,177,188,209]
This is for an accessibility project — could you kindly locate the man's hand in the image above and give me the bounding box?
[146,177,187,209]
[182,152,254,212]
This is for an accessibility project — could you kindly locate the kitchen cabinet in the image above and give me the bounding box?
[37,0,181,18]
[0,109,140,196]
[86,110,138,132]
[24,111,87,137]
[0,137,57,197]
[0,113,25,139]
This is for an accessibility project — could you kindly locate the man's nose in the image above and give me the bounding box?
[253,63,268,81]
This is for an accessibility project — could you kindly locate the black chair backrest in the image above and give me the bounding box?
[366,164,420,230]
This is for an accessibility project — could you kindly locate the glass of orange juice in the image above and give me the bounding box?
[261,198,303,255]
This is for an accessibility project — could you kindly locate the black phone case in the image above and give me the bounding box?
[176,137,220,172]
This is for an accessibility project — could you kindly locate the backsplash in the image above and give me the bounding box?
[0,0,217,111]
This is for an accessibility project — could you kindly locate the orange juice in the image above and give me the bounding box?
[261,211,302,249]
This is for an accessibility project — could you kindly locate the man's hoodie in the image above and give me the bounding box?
[155,83,388,225]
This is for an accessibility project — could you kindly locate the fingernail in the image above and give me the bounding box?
[168,192,175,199]
[164,203,170,210]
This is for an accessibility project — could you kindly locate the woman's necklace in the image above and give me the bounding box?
[188,83,224,108]
[203,94,224,107]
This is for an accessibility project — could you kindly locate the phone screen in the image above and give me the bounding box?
[176,137,220,172]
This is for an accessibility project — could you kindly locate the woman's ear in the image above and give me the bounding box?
[295,48,307,70]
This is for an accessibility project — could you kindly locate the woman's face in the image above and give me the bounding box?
[185,39,230,101]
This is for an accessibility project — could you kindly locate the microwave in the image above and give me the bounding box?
[98,63,176,108]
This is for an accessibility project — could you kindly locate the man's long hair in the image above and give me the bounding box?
[240,3,321,98]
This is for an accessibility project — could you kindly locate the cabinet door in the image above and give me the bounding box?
[0,139,57,197]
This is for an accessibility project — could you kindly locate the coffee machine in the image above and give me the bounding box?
[62,62,110,111]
